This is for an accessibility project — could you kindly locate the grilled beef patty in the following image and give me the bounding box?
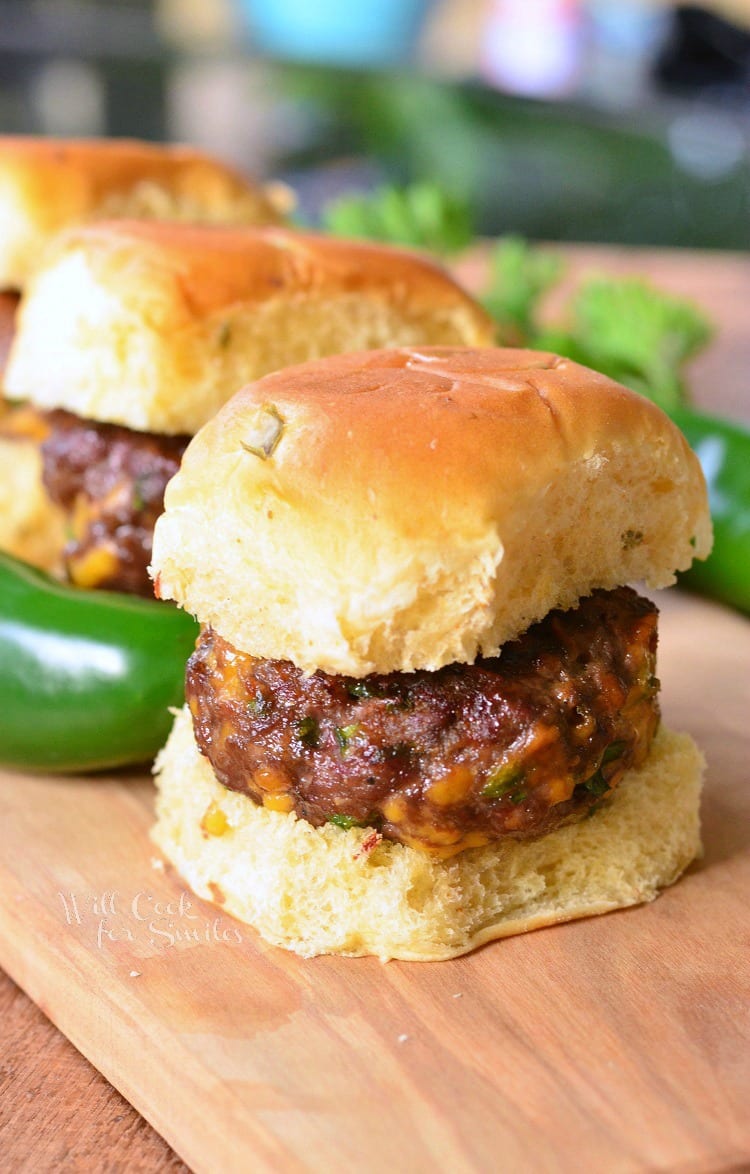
[38,408,189,595]
[186,587,660,856]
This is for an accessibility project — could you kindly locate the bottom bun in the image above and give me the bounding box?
[153,706,704,962]
[0,437,65,571]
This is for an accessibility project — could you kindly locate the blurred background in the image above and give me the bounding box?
[0,0,748,248]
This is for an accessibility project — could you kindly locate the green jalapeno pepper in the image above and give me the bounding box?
[670,406,750,614]
[0,551,199,773]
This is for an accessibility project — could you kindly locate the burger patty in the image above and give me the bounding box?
[186,587,660,856]
[37,408,189,595]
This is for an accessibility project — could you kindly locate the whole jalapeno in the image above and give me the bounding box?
[0,550,198,772]
[670,405,750,614]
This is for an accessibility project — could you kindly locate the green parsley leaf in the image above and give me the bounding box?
[564,277,713,412]
[481,235,563,343]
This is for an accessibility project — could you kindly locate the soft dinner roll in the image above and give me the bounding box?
[3,224,496,435]
[152,346,712,676]
[154,707,703,962]
[0,136,287,290]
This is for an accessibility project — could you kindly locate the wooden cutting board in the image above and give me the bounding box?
[0,587,747,1173]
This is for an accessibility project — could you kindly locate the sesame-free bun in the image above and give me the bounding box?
[0,136,286,290]
[3,223,495,434]
[153,706,704,961]
[152,347,712,675]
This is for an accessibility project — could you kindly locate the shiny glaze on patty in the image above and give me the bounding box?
[186,587,660,856]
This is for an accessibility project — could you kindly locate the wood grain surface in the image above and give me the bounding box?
[0,974,189,1174]
[0,245,748,1173]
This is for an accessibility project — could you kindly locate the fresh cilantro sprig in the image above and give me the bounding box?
[533,277,712,411]
[480,235,563,344]
[321,182,474,256]
[319,182,713,409]
[482,238,713,411]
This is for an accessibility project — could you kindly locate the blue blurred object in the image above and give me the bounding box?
[241,0,431,67]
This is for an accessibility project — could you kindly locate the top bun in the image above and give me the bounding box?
[0,136,287,290]
[3,222,495,434]
[151,346,712,676]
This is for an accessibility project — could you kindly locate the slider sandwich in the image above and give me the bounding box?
[1,221,493,592]
[151,346,712,962]
[0,135,289,569]
[0,135,287,290]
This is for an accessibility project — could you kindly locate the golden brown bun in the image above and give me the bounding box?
[3,223,495,434]
[152,347,712,675]
[0,136,287,290]
[153,707,703,961]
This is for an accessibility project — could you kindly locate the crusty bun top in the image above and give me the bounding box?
[3,222,495,434]
[151,346,712,676]
[0,136,287,290]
